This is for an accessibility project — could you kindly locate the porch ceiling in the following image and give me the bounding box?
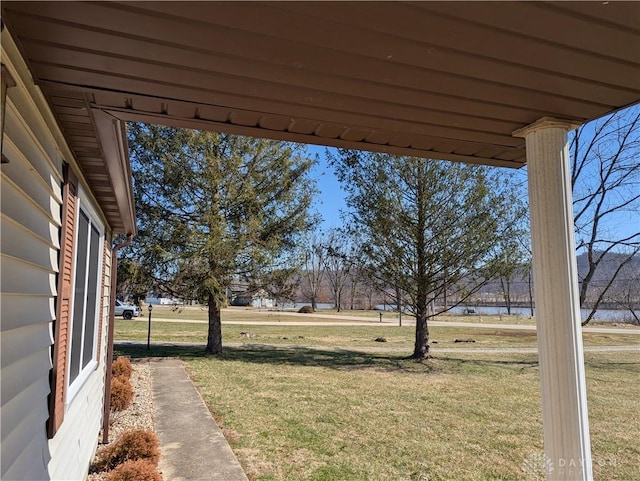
[2,1,639,231]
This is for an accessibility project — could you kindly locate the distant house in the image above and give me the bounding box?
[145,296,184,306]
[1,29,136,481]
[230,289,275,308]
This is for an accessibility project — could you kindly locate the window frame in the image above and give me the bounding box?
[65,185,105,403]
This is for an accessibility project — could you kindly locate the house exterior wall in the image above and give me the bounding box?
[1,32,112,481]
[251,297,275,308]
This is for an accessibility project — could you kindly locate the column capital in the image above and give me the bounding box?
[513,117,582,138]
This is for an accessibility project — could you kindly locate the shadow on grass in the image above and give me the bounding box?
[115,341,538,373]
[115,341,419,372]
[436,355,539,375]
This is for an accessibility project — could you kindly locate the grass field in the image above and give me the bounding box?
[133,305,538,324]
[115,309,640,480]
[134,304,638,327]
[116,319,639,351]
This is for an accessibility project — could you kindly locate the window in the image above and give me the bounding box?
[67,194,104,396]
[49,166,108,437]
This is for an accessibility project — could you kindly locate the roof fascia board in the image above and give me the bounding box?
[91,108,137,235]
[107,108,524,170]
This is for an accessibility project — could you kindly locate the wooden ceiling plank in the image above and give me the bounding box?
[37,69,524,148]
[3,0,633,175]
[52,105,91,116]
[411,1,640,64]
[8,5,634,118]
[543,1,640,32]
[271,2,639,90]
[47,96,87,109]
[23,42,541,135]
[57,114,93,124]
[11,21,551,123]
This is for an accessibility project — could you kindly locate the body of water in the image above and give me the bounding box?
[374,304,638,323]
[279,302,637,323]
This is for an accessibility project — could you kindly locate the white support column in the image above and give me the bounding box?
[514,118,592,481]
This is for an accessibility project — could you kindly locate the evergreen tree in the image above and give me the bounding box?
[330,150,524,359]
[128,124,316,353]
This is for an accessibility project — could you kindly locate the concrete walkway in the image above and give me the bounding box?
[150,359,248,481]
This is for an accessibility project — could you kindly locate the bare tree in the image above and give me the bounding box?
[495,211,530,315]
[571,106,640,325]
[526,265,535,317]
[346,269,361,310]
[356,270,380,311]
[340,232,368,310]
[301,230,326,311]
[613,259,640,325]
[322,229,353,311]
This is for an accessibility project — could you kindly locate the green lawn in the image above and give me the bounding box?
[115,316,639,480]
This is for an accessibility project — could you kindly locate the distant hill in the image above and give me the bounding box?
[576,250,639,284]
[470,250,638,308]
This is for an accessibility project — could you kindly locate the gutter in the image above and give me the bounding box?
[102,233,133,444]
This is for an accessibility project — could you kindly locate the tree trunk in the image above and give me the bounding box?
[500,276,513,315]
[412,282,431,359]
[395,283,402,327]
[412,312,430,359]
[206,293,223,354]
[349,277,357,310]
[412,172,429,359]
[527,268,534,317]
[443,265,448,310]
[581,251,636,326]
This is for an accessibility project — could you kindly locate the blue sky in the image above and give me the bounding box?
[306,145,348,229]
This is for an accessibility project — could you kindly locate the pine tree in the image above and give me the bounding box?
[128,124,316,353]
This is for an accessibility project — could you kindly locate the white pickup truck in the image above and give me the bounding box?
[114,300,141,320]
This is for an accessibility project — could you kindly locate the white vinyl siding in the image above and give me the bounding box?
[1,31,112,481]
[1,43,62,481]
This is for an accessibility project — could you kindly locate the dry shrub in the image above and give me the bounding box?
[297,305,314,313]
[95,429,160,472]
[105,459,162,481]
[110,376,134,412]
[112,356,133,380]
